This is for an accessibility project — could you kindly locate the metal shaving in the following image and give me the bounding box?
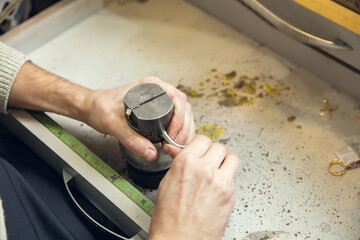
[177,70,287,107]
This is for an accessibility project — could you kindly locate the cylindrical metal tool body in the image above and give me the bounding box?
[120,83,174,188]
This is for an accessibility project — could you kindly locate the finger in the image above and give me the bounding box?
[173,103,193,145]
[186,111,196,144]
[167,95,186,140]
[202,143,228,168]
[163,117,195,158]
[155,80,183,98]
[111,117,158,162]
[139,76,180,98]
[180,135,212,158]
[146,78,188,141]
[218,152,240,179]
[163,143,182,159]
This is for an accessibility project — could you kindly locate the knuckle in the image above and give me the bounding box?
[139,76,161,84]
[177,91,187,101]
[138,78,146,84]
[186,102,192,112]
[213,143,227,152]
[229,152,240,168]
[214,179,234,198]
[200,165,216,183]
[197,135,212,144]
[172,152,194,171]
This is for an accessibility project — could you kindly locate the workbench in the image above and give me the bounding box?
[2,0,360,239]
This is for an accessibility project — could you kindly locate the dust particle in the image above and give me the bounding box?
[222,71,237,82]
[207,92,218,98]
[219,138,230,144]
[287,116,296,122]
[235,80,245,89]
[197,124,225,142]
[224,88,236,96]
[264,83,282,94]
[242,79,257,94]
[240,75,247,80]
[177,84,204,98]
[218,96,253,107]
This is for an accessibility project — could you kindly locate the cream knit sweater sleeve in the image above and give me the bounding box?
[0,41,27,113]
[0,198,6,240]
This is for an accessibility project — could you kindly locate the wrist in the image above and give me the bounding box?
[63,85,92,122]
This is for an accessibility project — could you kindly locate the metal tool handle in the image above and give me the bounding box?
[63,169,145,240]
[241,0,352,51]
[161,129,185,149]
[126,116,185,149]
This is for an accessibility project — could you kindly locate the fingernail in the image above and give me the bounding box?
[144,149,156,161]
[163,144,169,154]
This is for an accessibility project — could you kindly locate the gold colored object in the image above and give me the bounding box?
[197,124,225,142]
[328,158,360,176]
[328,158,347,176]
[125,104,140,118]
[320,98,336,120]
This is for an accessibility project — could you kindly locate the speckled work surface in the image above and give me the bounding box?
[28,0,360,239]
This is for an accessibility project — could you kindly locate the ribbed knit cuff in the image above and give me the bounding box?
[0,42,27,113]
[0,198,7,240]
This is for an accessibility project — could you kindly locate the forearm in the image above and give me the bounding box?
[3,44,194,162]
[8,61,91,121]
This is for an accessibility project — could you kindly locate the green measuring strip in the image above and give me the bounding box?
[29,110,155,216]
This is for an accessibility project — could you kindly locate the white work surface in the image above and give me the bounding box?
[27,0,359,239]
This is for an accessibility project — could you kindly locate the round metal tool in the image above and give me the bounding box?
[121,83,183,188]
[124,83,174,142]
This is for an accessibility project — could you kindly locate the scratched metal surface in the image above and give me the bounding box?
[28,0,360,239]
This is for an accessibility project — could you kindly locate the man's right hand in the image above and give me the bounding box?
[148,135,240,240]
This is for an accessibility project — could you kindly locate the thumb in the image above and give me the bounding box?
[115,121,158,162]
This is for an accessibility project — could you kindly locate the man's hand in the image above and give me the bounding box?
[80,76,195,161]
[9,62,195,161]
[148,135,240,240]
